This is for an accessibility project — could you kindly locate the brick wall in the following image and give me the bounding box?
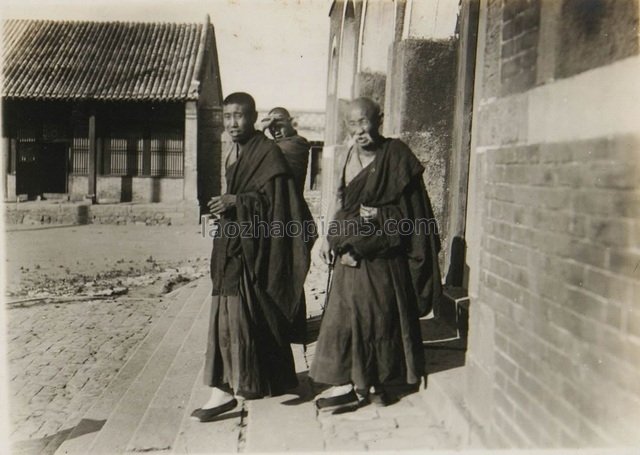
[481,137,640,446]
[464,0,640,448]
[501,0,540,95]
[556,0,639,79]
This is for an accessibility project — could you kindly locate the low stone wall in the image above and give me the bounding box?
[4,202,87,225]
[4,202,194,226]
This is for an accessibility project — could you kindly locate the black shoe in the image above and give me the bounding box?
[368,390,390,407]
[315,390,359,412]
[190,398,238,422]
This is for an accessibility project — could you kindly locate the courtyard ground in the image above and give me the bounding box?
[3,204,460,454]
[4,224,210,449]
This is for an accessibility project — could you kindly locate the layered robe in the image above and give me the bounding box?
[275,133,310,196]
[205,131,316,397]
[309,137,442,390]
[275,132,311,342]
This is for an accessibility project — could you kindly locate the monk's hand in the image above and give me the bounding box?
[259,116,273,131]
[319,240,335,266]
[360,204,378,221]
[340,251,359,268]
[208,195,237,215]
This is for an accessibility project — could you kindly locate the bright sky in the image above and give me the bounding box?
[1,0,331,111]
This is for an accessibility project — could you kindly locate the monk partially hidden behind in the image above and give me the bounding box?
[191,92,315,422]
[310,97,442,411]
[260,107,311,195]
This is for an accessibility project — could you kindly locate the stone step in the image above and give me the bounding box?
[59,279,210,454]
[88,279,211,454]
[125,283,220,453]
[243,344,325,452]
[53,284,196,455]
[170,366,244,454]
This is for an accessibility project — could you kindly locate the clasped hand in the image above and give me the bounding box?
[360,204,378,221]
[208,194,236,215]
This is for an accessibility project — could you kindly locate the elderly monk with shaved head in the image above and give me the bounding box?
[310,97,442,411]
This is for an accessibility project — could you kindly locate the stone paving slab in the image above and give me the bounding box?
[126,284,212,453]
[86,281,210,454]
[54,285,194,455]
[244,344,325,452]
[171,367,243,454]
[8,294,176,451]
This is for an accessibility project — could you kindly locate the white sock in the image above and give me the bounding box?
[315,383,354,400]
[202,387,234,409]
[327,384,353,398]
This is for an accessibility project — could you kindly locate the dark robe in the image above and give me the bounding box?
[276,133,310,195]
[274,132,311,343]
[309,137,442,390]
[205,131,316,397]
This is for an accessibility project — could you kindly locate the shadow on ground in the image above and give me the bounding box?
[11,418,105,455]
[280,371,321,406]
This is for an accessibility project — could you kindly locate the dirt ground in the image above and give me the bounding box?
[4,224,211,299]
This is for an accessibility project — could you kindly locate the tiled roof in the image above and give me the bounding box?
[2,18,211,101]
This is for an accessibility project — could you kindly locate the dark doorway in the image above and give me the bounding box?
[41,143,68,194]
[16,142,68,199]
[16,142,40,198]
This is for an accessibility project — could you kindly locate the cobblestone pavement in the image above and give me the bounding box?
[6,296,171,443]
[315,393,453,451]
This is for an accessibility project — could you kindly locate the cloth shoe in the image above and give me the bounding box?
[315,389,359,412]
[190,398,238,422]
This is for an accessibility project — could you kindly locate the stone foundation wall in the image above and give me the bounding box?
[4,202,192,226]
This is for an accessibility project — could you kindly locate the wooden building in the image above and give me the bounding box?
[2,17,224,207]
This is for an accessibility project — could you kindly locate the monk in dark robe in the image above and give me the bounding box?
[260,107,311,195]
[309,97,442,411]
[260,107,312,342]
[191,93,316,422]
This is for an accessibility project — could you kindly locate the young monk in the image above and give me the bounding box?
[191,92,315,422]
[310,97,442,411]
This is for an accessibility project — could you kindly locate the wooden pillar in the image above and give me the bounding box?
[445,0,480,285]
[183,101,198,202]
[2,136,9,198]
[88,109,97,203]
[305,145,313,191]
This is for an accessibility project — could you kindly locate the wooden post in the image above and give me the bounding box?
[183,101,198,201]
[88,109,97,203]
[1,136,10,198]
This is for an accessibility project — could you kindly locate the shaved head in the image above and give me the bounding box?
[268,107,291,119]
[348,97,381,121]
[346,97,383,149]
[264,106,296,140]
